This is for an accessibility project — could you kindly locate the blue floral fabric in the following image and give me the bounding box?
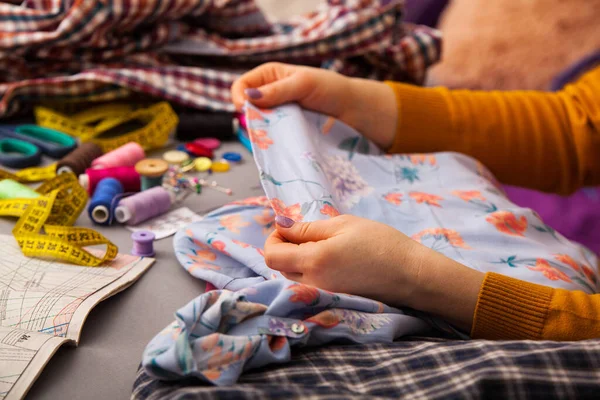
[141,103,599,385]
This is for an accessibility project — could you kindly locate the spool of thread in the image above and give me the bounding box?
[79,166,141,194]
[56,142,103,176]
[87,178,124,225]
[237,113,247,130]
[91,142,145,169]
[135,159,169,191]
[131,230,156,257]
[115,186,175,225]
[0,179,40,199]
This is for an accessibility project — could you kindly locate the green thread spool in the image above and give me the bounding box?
[0,179,40,199]
[135,159,169,191]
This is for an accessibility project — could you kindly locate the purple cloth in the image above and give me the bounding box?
[504,50,600,254]
[403,0,450,27]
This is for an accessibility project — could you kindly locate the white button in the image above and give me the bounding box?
[291,323,305,334]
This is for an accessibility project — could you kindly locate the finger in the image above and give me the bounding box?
[280,271,304,282]
[246,72,315,109]
[263,231,304,273]
[230,62,292,111]
[275,216,342,244]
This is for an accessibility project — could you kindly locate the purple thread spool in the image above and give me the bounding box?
[131,230,156,257]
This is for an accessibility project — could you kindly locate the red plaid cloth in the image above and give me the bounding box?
[0,0,441,117]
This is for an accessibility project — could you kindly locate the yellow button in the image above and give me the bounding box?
[194,157,213,172]
[163,150,189,165]
[211,160,230,173]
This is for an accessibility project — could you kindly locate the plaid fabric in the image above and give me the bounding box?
[132,337,600,399]
[0,0,441,118]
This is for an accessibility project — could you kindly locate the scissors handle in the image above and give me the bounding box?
[14,125,77,158]
[0,137,42,169]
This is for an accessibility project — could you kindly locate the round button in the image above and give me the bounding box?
[211,160,230,173]
[193,137,221,151]
[290,323,305,334]
[180,158,196,173]
[222,152,242,163]
[184,142,214,158]
[194,157,213,172]
[163,150,190,165]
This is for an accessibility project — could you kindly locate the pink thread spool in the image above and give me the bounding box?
[91,142,145,169]
[79,166,141,194]
[131,230,155,257]
[115,186,175,225]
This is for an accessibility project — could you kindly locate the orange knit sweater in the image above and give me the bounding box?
[386,66,600,340]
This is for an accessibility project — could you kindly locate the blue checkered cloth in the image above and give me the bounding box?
[132,337,600,399]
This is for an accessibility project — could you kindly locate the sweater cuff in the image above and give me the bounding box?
[471,272,554,340]
[384,81,453,154]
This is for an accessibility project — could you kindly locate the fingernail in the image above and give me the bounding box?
[275,215,294,228]
[245,88,263,99]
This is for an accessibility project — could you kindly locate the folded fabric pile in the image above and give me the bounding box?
[141,103,599,385]
[0,0,441,117]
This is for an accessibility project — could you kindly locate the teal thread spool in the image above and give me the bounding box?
[135,159,169,191]
[0,179,40,199]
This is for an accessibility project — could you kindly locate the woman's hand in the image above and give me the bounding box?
[231,62,398,150]
[265,214,485,332]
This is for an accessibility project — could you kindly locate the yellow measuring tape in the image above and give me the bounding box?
[0,173,117,266]
[7,163,57,183]
[35,102,178,153]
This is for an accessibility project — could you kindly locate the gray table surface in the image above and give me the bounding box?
[1,142,263,399]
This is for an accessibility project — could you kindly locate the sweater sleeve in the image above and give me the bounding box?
[385,66,600,194]
[471,272,600,340]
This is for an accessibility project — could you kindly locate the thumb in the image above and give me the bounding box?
[245,73,313,109]
[275,215,340,244]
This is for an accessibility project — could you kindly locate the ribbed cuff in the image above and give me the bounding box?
[471,272,554,340]
[384,82,453,154]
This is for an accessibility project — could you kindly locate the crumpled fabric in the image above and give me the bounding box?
[0,0,441,117]
[142,102,599,385]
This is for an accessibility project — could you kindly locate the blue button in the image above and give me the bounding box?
[222,152,242,163]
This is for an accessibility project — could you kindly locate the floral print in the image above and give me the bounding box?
[220,214,251,234]
[321,116,336,134]
[320,203,340,217]
[270,198,304,221]
[229,196,270,207]
[486,211,528,237]
[322,155,373,209]
[528,259,572,283]
[306,310,341,329]
[409,154,436,166]
[288,284,320,306]
[412,228,470,250]
[554,254,581,272]
[232,239,250,248]
[410,192,443,207]
[384,192,403,205]
[453,190,498,212]
[253,209,275,235]
[154,103,600,387]
[452,190,485,202]
[248,129,274,150]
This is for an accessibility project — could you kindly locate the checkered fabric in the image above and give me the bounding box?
[0,0,441,118]
[132,337,600,399]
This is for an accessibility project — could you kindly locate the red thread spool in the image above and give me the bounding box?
[184,142,214,158]
[79,166,141,194]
